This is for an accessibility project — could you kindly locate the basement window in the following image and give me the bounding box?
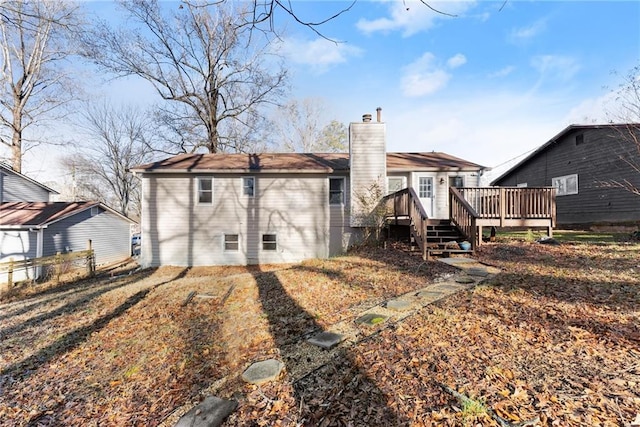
[552,174,578,196]
[262,234,277,251]
[224,234,239,251]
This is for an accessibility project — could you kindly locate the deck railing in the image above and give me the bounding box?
[382,187,429,258]
[456,187,556,226]
[449,187,479,248]
[383,186,556,253]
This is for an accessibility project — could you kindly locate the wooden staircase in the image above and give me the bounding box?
[407,219,473,260]
[383,185,556,261]
[382,188,472,260]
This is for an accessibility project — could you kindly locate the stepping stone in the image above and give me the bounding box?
[242,359,284,385]
[307,331,344,350]
[466,267,489,277]
[417,290,445,300]
[386,299,412,311]
[455,276,476,284]
[174,396,237,427]
[438,257,476,266]
[355,313,388,326]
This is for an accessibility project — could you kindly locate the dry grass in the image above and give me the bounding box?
[0,242,638,426]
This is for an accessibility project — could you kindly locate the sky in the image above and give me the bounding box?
[18,0,640,187]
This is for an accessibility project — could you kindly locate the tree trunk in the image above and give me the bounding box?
[11,109,22,173]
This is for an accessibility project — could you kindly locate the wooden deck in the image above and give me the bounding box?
[383,186,556,257]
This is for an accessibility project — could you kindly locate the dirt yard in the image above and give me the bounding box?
[0,242,638,426]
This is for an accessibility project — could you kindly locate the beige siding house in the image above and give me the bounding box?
[132,114,487,267]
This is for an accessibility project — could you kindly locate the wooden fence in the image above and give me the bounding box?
[0,241,95,289]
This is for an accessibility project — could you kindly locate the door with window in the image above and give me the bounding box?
[415,173,435,217]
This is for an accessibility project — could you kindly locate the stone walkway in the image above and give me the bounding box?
[170,257,500,427]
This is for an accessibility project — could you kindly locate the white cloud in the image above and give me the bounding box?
[563,92,615,124]
[447,54,467,69]
[400,52,466,97]
[357,1,476,37]
[531,55,581,81]
[509,18,547,42]
[489,65,515,78]
[280,38,363,73]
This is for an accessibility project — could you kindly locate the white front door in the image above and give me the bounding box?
[415,173,435,217]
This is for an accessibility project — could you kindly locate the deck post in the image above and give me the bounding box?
[7,258,14,289]
[499,188,506,227]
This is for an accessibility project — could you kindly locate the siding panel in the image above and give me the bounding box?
[494,127,640,225]
[1,168,52,202]
[140,173,352,267]
[43,207,131,265]
[349,122,386,227]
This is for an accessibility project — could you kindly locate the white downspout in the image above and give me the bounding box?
[35,228,43,280]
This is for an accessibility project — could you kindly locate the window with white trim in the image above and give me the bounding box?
[196,177,213,204]
[449,176,464,188]
[329,177,345,205]
[90,206,99,216]
[418,176,433,198]
[262,234,277,251]
[242,177,255,197]
[516,182,528,188]
[224,234,239,251]
[552,174,578,196]
[387,177,405,194]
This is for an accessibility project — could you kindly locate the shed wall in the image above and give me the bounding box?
[0,230,37,284]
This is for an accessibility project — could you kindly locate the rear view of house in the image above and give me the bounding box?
[132,112,489,267]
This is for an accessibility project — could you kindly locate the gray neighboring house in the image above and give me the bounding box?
[0,162,58,202]
[132,112,488,267]
[1,163,135,282]
[491,124,640,227]
[1,201,135,282]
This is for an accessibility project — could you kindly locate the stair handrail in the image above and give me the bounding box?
[382,187,429,258]
[449,187,479,249]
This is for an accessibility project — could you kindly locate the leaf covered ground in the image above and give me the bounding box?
[0,242,638,426]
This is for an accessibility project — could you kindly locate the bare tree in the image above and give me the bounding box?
[600,64,640,196]
[61,102,156,217]
[273,98,346,152]
[0,0,80,172]
[82,0,288,154]
[184,0,457,40]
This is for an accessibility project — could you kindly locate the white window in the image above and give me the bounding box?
[90,206,99,216]
[418,177,433,198]
[242,177,255,197]
[387,177,406,194]
[516,182,528,188]
[262,234,277,251]
[329,177,344,205]
[196,177,213,204]
[224,234,239,251]
[552,174,578,196]
[449,176,464,188]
